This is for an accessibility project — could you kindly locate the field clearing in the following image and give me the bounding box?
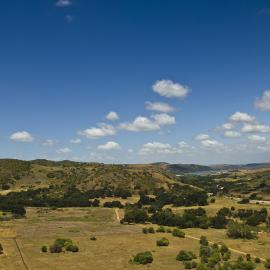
[0,200,270,269]
[171,196,270,216]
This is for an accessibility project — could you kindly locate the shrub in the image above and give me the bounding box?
[54,238,73,248]
[66,244,79,252]
[184,261,193,269]
[200,236,208,246]
[148,227,155,234]
[255,257,261,263]
[210,198,215,203]
[246,254,251,261]
[166,228,172,233]
[0,244,3,255]
[90,236,96,241]
[223,252,231,261]
[265,258,270,269]
[156,237,169,246]
[172,228,185,238]
[227,221,256,239]
[142,228,148,234]
[41,246,47,253]
[156,226,165,233]
[133,251,153,265]
[176,250,196,261]
[49,244,62,253]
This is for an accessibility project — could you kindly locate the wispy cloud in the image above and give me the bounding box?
[56,0,72,7]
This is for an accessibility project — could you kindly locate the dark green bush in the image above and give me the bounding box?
[172,228,185,238]
[133,251,153,265]
[176,250,196,261]
[66,244,79,252]
[41,246,47,253]
[156,237,169,246]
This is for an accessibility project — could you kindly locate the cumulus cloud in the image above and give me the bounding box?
[79,123,116,138]
[56,147,72,154]
[139,142,174,155]
[248,135,267,143]
[221,123,234,130]
[229,112,255,122]
[224,131,241,138]
[151,113,176,125]
[98,141,121,150]
[10,131,34,142]
[138,141,194,155]
[43,139,55,146]
[70,138,81,144]
[195,134,210,141]
[145,102,175,113]
[119,116,160,132]
[56,0,72,7]
[255,90,270,111]
[200,139,224,150]
[241,123,270,133]
[106,111,119,121]
[152,80,189,98]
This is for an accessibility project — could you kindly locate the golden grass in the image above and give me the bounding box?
[1,197,270,270]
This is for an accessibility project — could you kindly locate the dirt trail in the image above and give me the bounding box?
[115,208,120,222]
[184,234,266,262]
[13,238,29,270]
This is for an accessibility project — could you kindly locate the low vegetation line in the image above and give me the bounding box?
[13,238,29,270]
[184,234,266,262]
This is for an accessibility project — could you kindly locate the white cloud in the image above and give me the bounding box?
[56,147,72,154]
[195,134,210,141]
[138,141,194,155]
[224,130,241,138]
[106,111,119,121]
[248,135,267,143]
[119,116,160,132]
[56,0,72,7]
[10,131,34,142]
[43,139,55,146]
[145,102,175,113]
[229,112,255,122]
[139,142,174,155]
[79,123,116,138]
[97,141,121,150]
[200,139,224,149]
[128,149,134,153]
[255,90,270,111]
[241,123,270,133]
[151,113,176,125]
[221,123,235,130]
[70,138,81,144]
[152,80,189,98]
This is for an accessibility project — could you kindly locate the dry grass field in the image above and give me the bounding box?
[1,197,270,270]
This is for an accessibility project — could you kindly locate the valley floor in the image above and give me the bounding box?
[0,197,270,270]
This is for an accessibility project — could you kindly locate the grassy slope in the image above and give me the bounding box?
[0,159,177,193]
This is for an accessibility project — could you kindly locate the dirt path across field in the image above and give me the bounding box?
[184,234,266,262]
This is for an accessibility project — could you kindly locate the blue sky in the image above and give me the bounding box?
[1,0,270,164]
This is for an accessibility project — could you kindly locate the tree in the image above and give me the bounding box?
[133,251,153,265]
[227,221,256,239]
[41,246,47,253]
[200,236,208,246]
[176,250,196,261]
[156,237,169,246]
[265,258,270,269]
[172,228,185,238]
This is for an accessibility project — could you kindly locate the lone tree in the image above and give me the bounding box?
[133,251,153,265]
